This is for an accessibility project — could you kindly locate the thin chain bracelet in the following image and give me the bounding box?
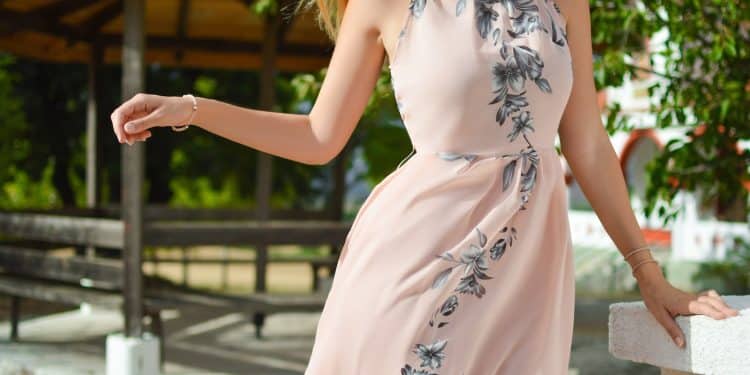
[172,94,197,132]
[623,245,651,261]
[631,259,659,278]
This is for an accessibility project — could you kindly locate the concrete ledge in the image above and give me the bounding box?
[609,295,750,375]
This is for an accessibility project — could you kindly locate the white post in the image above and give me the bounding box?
[106,332,161,375]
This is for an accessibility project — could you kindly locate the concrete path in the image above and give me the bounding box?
[0,300,657,375]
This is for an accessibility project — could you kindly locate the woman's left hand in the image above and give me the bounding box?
[638,276,740,349]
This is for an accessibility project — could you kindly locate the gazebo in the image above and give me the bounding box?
[0,0,348,372]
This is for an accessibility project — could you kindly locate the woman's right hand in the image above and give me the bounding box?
[110,93,195,145]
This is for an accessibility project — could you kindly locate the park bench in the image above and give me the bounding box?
[0,244,330,344]
[0,244,175,366]
[145,278,329,338]
[0,211,342,343]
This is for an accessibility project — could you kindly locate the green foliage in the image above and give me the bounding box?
[251,0,278,16]
[358,67,412,185]
[170,175,252,207]
[166,68,334,210]
[638,1,750,223]
[589,2,750,224]
[0,54,65,209]
[589,0,660,100]
[691,237,750,294]
[1,1,746,223]
[0,159,61,208]
[167,130,261,208]
[0,54,30,186]
[286,65,408,187]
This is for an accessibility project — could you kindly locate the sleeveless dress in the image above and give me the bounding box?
[305,0,574,373]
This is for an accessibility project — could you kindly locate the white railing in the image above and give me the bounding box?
[609,295,750,374]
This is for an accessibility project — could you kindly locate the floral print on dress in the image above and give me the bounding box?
[398,0,566,373]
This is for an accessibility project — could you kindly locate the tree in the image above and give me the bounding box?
[591,1,749,223]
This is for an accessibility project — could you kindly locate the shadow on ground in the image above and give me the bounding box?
[0,296,661,375]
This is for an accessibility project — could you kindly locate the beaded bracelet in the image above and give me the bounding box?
[171,94,197,132]
[631,258,659,278]
[623,245,651,261]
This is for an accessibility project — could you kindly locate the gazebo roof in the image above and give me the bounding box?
[0,0,334,72]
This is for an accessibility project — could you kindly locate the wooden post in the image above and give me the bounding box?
[121,0,146,338]
[221,246,229,290]
[9,296,19,341]
[86,41,102,259]
[254,12,280,294]
[251,11,280,338]
[181,247,188,287]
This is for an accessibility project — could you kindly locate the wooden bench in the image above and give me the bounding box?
[144,275,329,338]
[0,244,329,341]
[143,252,337,336]
[0,245,174,364]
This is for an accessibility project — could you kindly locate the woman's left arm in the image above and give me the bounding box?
[555,0,739,349]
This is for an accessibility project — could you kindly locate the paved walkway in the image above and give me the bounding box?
[0,301,657,375]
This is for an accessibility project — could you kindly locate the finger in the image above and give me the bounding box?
[702,290,739,317]
[129,129,152,141]
[111,109,128,143]
[124,110,162,134]
[112,93,155,141]
[132,130,152,144]
[138,131,152,142]
[653,306,685,348]
[689,297,727,320]
[122,109,154,144]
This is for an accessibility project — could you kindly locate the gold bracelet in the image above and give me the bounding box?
[623,245,651,261]
[172,94,197,132]
[631,259,659,278]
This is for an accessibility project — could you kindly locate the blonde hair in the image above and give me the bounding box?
[292,0,348,42]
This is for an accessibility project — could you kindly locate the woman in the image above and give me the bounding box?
[111,0,739,373]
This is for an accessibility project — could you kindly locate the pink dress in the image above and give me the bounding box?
[305,0,574,373]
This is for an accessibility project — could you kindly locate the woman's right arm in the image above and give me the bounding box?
[111,0,390,165]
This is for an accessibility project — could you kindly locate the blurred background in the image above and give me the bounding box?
[0,0,747,374]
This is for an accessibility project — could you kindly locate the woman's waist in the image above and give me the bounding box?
[415,143,558,158]
[397,143,560,173]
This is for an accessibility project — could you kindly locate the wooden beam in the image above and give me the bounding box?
[147,285,326,313]
[81,0,123,34]
[31,0,98,19]
[1,206,336,221]
[142,221,350,246]
[0,213,123,248]
[0,1,98,43]
[0,274,123,310]
[0,245,123,290]
[121,0,146,338]
[0,9,332,57]
[0,213,351,247]
[117,35,331,56]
